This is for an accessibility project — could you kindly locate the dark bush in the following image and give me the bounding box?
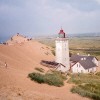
[28,71,66,87]
[28,73,45,83]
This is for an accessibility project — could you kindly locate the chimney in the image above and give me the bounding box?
[84,57,86,60]
[81,58,84,60]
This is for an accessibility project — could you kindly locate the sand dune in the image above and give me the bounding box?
[0,35,90,100]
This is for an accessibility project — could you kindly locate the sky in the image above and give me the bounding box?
[0,0,100,39]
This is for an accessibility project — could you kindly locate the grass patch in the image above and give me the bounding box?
[71,83,100,100]
[68,74,100,84]
[35,67,44,73]
[28,71,66,87]
[69,73,100,100]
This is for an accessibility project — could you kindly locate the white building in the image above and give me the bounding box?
[55,29,70,72]
[70,54,98,73]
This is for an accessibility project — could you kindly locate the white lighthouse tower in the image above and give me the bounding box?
[55,28,70,72]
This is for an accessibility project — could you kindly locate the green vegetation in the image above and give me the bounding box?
[68,74,100,84]
[35,67,44,73]
[28,71,67,87]
[71,83,100,100]
[69,37,100,59]
[68,73,100,100]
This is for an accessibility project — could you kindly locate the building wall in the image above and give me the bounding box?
[72,62,97,73]
[57,65,68,72]
[55,38,70,71]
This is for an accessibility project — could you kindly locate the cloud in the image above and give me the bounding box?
[0,0,100,39]
[96,0,100,4]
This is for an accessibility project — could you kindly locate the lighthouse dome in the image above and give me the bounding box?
[58,28,66,38]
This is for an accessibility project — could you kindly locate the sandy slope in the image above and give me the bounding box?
[0,37,90,100]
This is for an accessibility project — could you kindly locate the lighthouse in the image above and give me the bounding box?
[55,28,70,72]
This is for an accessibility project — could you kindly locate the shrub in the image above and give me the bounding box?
[28,71,66,87]
[28,72,45,83]
[35,67,44,73]
[71,83,100,100]
[44,73,64,86]
[51,70,67,80]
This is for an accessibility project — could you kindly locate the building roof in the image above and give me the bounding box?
[70,54,95,62]
[40,60,66,68]
[71,54,98,69]
[79,59,96,69]
[59,29,65,34]
[58,28,66,38]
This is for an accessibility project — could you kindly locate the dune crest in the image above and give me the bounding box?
[6,33,30,45]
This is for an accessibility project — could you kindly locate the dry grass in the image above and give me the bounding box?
[35,67,44,73]
[68,73,100,100]
[36,36,100,59]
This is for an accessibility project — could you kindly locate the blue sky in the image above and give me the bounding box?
[0,0,100,38]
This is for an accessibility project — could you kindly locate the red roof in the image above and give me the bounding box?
[59,29,65,34]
